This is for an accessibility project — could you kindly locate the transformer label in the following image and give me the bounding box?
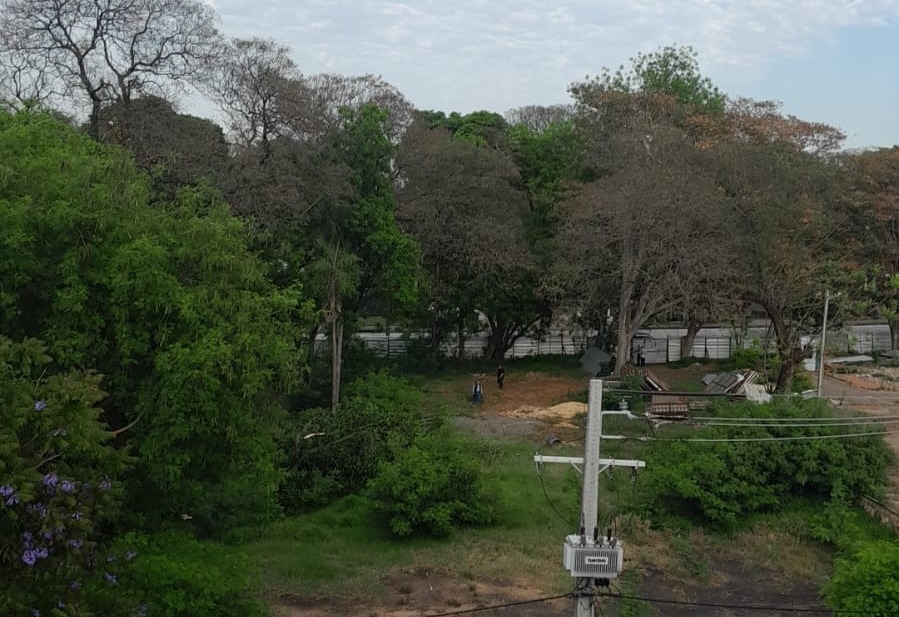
[585,556,609,566]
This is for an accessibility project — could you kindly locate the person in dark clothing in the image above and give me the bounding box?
[497,364,505,390]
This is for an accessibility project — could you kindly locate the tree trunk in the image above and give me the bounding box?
[775,343,806,393]
[616,324,633,374]
[330,302,343,412]
[456,311,465,366]
[682,315,701,360]
[891,318,899,350]
[88,99,103,139]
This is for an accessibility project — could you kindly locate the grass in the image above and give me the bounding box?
[245,361,895,612]
[243,439,578,601]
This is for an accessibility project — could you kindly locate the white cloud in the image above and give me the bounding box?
[205,0,899,117]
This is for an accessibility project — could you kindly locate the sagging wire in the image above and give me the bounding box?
[535,451,575,528]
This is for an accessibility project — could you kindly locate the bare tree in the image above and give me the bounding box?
[203,37,302,148]
[505,104,574,132]
[302,73,414,144]
[0,0,221,135]
[0,46,55,110]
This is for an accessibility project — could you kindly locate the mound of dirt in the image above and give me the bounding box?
[505,401,586,420]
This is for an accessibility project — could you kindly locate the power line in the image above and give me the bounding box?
[596,590,899,615]
[694,418,899,428]
[535,457,575,528]
[691,414,899,423]
[421,593,571,616]
[651,428,899,443]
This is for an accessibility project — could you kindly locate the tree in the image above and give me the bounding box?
[712,137,845,390]
[0,110,307,534]
[582,44,726,115]
[396,116,546,360]
[203,37,302,148]
[0,0,220,136]
[0,337,130,616]
[844,147,899,347]
[98,95,230,200]
[557,111,723,371]
[505,104,574,132]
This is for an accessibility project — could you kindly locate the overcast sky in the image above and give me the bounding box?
[201,0,899,149]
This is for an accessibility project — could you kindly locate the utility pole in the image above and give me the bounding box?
[534,379,646,617]
[817,289,830,397]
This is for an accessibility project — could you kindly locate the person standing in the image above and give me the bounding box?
[472,378,483,404]
[496,364,505,390]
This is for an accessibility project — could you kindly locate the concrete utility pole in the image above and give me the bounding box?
[534,379,646,617]
[817,289,831,397]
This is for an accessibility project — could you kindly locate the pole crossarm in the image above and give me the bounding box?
[534,454,646,475]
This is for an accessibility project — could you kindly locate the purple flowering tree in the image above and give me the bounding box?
[0,337,130,616]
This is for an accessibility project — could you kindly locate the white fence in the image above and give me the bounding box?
[342,321,895,362]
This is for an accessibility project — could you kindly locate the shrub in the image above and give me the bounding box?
[824,540,899,613]
[367,431,497,537]
[642,399,894,528]
[112,531,267,617]
[280,370,425,511]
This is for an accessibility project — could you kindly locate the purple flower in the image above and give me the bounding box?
[104,572,117,585]
[52,428,67,437]
[35,547,48,559]
[71,511,83,521]
[69,580,81,590]
[57,601,66,609]
[137,604,148,617]
[68,538,83,549]
[107,554,116,562]
[31,609,40,617]
[21,550,37,566]
[126,550,137,560]
[41,529,54,541]
[99,480,112,491]
[4,494,19,506]
[22,532,34,548]
[34,400,46,412]
[42,473,58,489]
[0,485,14,497]
[27,503,48,518]
[60,480,75,494]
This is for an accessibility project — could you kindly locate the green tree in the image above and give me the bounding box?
[582,44,725,115]
[0,110,307,534]
[312,103,420,408]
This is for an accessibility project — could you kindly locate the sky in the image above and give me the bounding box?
[201,0,899,149]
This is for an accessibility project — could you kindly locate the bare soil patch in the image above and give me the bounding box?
[273,569,571,617]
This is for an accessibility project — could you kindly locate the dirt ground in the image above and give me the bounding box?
[277,366,899,616]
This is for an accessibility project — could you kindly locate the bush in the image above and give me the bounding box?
[367,431,497,537]
[824,540,899,613]
[642,399,894,528]
[112,531,267,617]
[280,370,425,511]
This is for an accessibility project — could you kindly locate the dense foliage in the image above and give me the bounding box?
[2,0,899,606]
[0,337,129,616]
[643,400,893,528]
[825,540,899,612]
[367,431,497,537]
[280,371,425,512]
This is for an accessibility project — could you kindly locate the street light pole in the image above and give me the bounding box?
[817,289,830,397]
